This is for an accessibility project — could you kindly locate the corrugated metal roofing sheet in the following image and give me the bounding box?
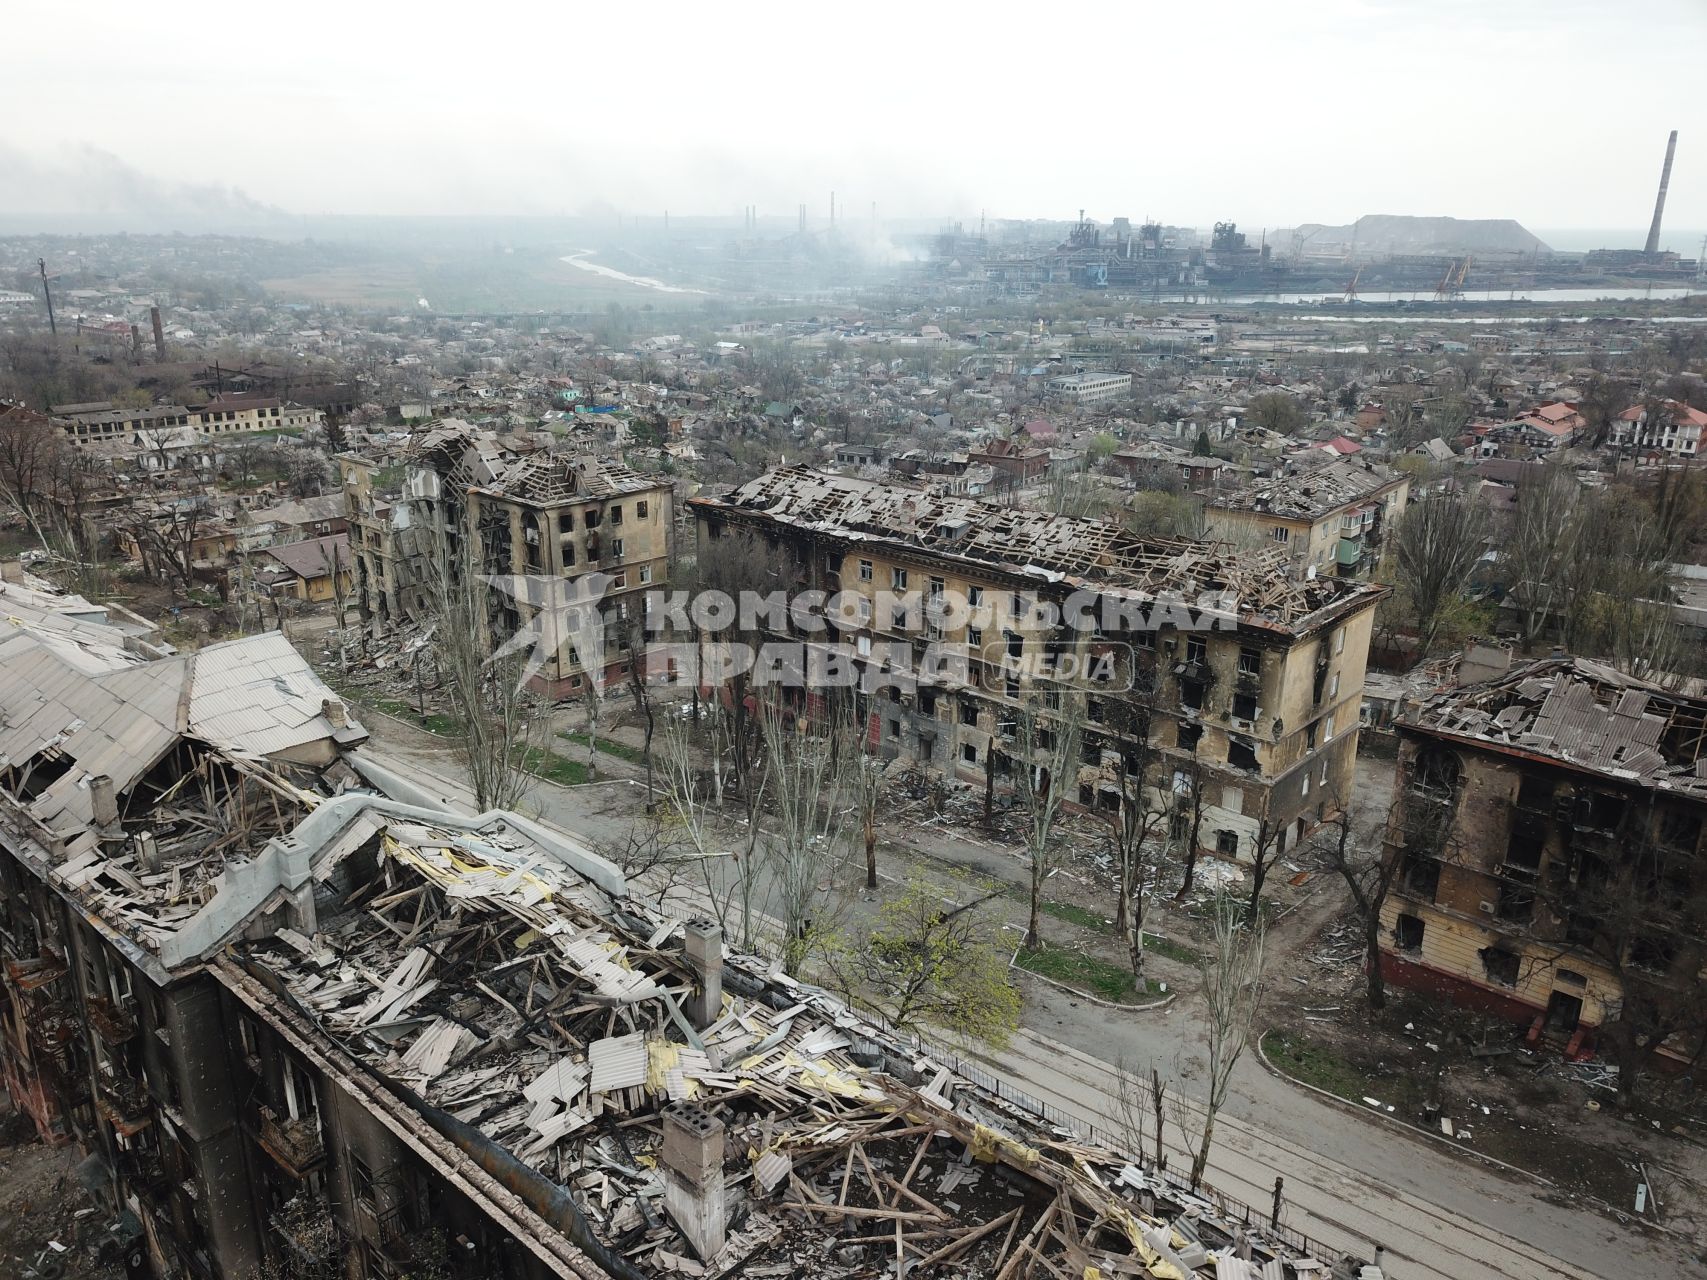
[588,1032,648,1093]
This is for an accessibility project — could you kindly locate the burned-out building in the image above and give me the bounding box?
[0,612,367,1275]
[343,422,674,698]
[0,586,1339,1280]
[1379,658,1707,1066]
[1200,458,1409,578]
[690,467,1386,866]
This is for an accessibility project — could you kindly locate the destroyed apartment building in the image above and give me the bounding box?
[0,582,1346,1279]
[691,466,1385,865]
[1380,657,1707,1063]
[1199,458,1409,579]
[342,421,673,698]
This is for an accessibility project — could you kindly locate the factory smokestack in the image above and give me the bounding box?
[1644,129,1678,255]
[150,305,165,360]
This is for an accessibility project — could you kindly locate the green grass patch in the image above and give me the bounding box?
[1014,944,1162,1004]
[1262,1030,1383,1102]
[1039,899,1111,931]
[560,731,647,765]
[1141,932,1202,966]
[516,746,591,787]
[1001,887,1203,964]
[321,678,461,736]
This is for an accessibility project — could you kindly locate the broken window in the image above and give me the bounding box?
[1082,738,1101,765]
[610,505,623,525]
[1306,722,1318,750]
[1495,882,1534,924]
[1401,852,1440,900]
[1005,632,1023,659]
[919,689,937,716]
[584,507,602,529]
[1227,737,1259,770]
[1658,808,1704,854]
[1394,914,1425,952]
[1515,773,1551,811]
[1177,722,1202,753]
[1232,692,1258,721]
[961,743,977,764]
[636,500,648,519]
[959,699,978,726]
[1216,830,1239,857]
[1185,636,1207,666]
[1479,946,1520,987]
[1237,647,1261,677]
[558,510,575,534]
[891,567,908,591]
[858,559,873,581]
[1581,791,1626,831]
[1504,814,1545,874]
[350,1152,376,1213]
[1180,680,1204,711]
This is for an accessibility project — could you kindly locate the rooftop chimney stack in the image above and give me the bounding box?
[682,920,723,1029]
[1645,129,1678,255]
[90,775,119,829]
[661,1103,726,1261]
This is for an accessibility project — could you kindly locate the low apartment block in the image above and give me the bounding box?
[1201,457,1409,577]
[1379,658,1707,1067]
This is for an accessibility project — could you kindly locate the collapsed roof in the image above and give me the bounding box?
[409,420,661,505]
[0,601,366,972]
[1202,457,1401,520]
[228,785,1334,1279]
[1403,657,1707,799]
[695,465,1379,630]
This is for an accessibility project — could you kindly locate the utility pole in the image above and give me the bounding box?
[38,258,56,336]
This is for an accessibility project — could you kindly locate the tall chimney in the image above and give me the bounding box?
[682,920,723,1029]
[150,305,166,360]
[1645,130,1678,255]
[661,1103,726,1261]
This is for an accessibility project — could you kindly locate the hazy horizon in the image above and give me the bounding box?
[6,0,1704,245]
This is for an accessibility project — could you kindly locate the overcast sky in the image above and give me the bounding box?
[5,0,1705,241]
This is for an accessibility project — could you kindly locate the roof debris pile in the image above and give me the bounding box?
[1202,457,1399,521]
[241,807,1333,1278]
[1408,656,1707,797]
[698,465,1377,628]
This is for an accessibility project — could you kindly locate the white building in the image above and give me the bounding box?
[1046,371,1133,405]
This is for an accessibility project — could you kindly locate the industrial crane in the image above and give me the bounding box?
[1434,255,1472,301]
[1343,267,1362,303]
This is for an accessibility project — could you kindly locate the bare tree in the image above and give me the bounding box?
[1173,895,1266,1189]
[1012,686,1085,949]
[1101,669,1167,976]
[320,538,352,672]
[1316,794,1401,1010]
[655,702,758,946]
[1171,762,1208,901]
[414,506,546,812]
[1504,461,1582,650]
[1388,489,1489,658]
[1243,816,1286,925]
[753,693,855,971]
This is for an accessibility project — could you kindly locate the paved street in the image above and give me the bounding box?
[355,716,1694,1279]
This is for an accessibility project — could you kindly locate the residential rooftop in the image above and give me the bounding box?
[694,465,1381,630]
[1201,457,1403,520]
[1401,657,1707,799]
